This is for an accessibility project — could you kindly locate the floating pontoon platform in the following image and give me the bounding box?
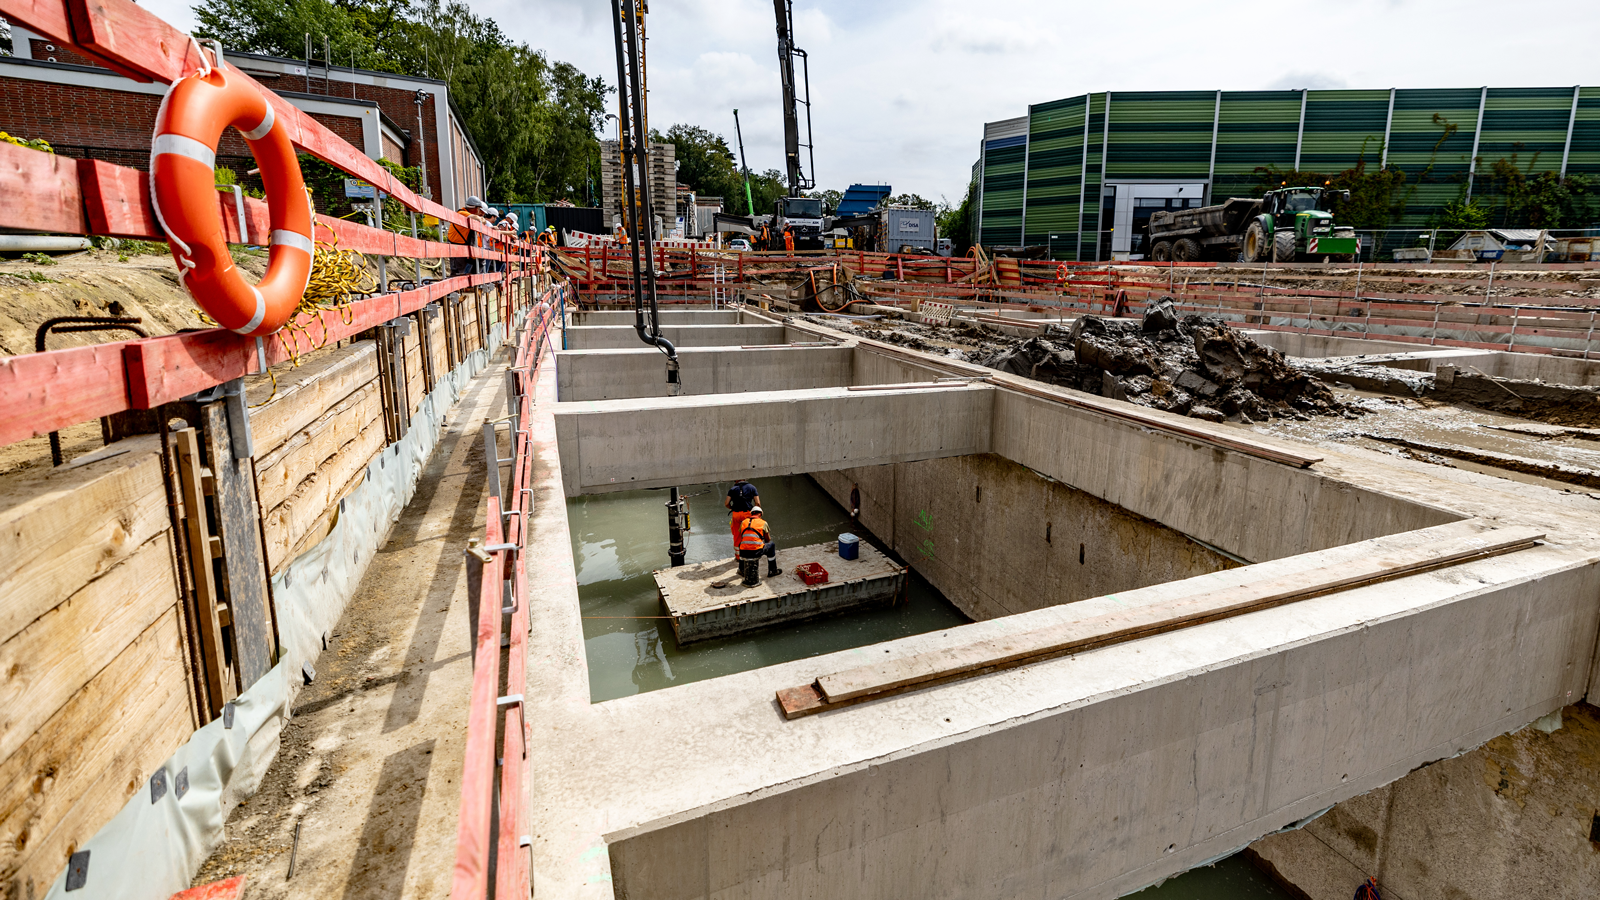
[654,540,907,644]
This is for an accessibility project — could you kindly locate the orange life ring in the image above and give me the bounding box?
[1056,263,1069,283]
[151,51,312,336]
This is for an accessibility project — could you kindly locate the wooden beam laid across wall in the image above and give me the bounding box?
[778,522,1545,718]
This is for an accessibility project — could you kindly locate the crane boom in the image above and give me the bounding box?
[772,0,814,196]
[732,109,755,217]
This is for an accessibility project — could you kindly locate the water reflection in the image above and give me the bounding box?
[568,475,969,703]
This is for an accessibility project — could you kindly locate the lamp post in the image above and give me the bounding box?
[1049,233,1060,259]
[413,90,430,200]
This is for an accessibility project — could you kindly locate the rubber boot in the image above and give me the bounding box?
[740,557,760,587]
[767,559,780,578]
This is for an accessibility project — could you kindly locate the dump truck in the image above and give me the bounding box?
[1147,186,1357,263]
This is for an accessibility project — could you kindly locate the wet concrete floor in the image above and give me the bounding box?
[567,474,968,703]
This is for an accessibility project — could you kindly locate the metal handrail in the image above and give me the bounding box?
[451,280,565,899]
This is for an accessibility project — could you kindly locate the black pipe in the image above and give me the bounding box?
[666,486,685,567]
[612,0,679,383]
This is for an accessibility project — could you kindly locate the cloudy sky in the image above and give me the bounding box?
[143,0,1594,204]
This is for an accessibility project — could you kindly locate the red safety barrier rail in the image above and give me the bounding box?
[0,0,543,450]
[452,282,566,899]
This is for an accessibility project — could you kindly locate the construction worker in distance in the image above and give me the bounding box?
[783,225,795,253]
[725,478,761,547]
[736,505,777,586]
[538,225,558,247]
[448,196,489,277]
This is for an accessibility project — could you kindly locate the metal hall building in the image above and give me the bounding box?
[975,87,1600,260]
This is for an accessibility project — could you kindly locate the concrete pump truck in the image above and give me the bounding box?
[713,0,825,250]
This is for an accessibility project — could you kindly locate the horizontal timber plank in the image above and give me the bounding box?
[262,414,385,571]
[780,522,1543,718]
[0,436,167,647]
[255,381,382,513]
[0,607,190,892]
[0,532,178,763]
[248,342,379,455]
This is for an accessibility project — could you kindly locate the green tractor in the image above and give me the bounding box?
[1241,186,1359,263]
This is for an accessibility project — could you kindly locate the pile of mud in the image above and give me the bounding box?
[979,300,1353,422]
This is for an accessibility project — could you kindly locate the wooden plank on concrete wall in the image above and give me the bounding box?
[779,522,1545,718]
[0,608,192,895]
[0,533,177,764]
[200,403,275,691]
[0,436,168,648]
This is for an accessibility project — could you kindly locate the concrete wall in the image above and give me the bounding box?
[570,310,746,327]
[813,453,1239,621]
[1250,703,1600,900]
[553,385,994,496]
[849,345,950,386]
[1244,331,1421,359]
[563,325,787,351]
[990,390,1461,562]
[604,542,1600,900]
[556,347,854,401]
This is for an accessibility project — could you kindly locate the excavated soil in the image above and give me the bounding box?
[810,303,1354,422]
[0,246,269,356]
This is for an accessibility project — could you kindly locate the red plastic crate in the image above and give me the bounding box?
[794,562,829,585]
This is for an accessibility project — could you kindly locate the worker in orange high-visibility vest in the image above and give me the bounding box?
[783,226,795,253]
[736,505,777,586]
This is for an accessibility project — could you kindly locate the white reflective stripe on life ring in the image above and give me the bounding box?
[270,229,314,254]
[240,103,275,141]
[234,285,267,335]
[152,133,216,169]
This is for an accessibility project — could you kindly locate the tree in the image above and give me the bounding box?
[806,188,842,214]
[884,192,936,210]
[1479,156,1597,229]
[193,0,606,204]
[938,176,977,254]
[652,124,744,205]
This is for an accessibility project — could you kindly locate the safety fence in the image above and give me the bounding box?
[452,282,566,899]
[861,264,1600,358]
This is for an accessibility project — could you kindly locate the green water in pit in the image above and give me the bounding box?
[568,474,968,703]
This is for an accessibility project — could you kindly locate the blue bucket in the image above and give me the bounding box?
[838,533,860,561]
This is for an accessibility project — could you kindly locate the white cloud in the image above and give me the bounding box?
[126,0,1600,201]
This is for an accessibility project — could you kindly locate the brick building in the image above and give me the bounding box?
[2,23,486,211]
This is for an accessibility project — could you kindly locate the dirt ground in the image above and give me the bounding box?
[0,245,271,357]
[189,356,506,897]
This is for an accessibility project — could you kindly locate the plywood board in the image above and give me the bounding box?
[0,607,191,889]
[0,436,167,648]
[0,533,177,763]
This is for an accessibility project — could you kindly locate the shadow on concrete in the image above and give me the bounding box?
[382,374,499,734]
[341,738,437,899]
